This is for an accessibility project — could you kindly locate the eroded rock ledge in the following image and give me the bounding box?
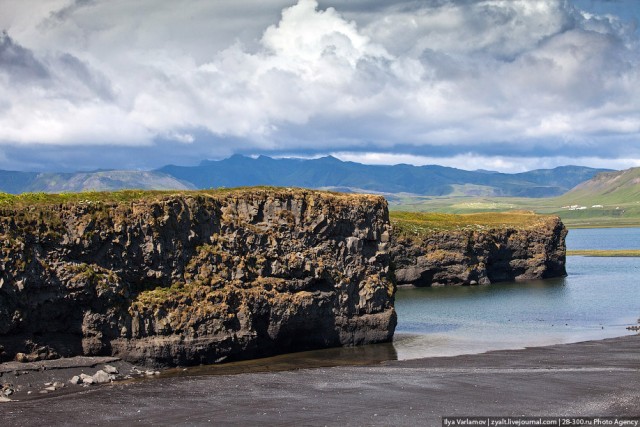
[0,189,395,367]
[389,211,567,287]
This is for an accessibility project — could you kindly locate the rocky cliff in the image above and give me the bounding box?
[390,212,567,287]
[0,189,395,367]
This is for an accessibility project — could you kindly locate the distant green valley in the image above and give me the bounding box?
[389,167,640,228]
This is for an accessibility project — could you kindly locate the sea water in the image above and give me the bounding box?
[392,227,640,359]
[164,228,640,376]
[566,227,640,250]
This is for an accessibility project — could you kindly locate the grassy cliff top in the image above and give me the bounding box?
[0,187,385,209]
[390,210,557,238]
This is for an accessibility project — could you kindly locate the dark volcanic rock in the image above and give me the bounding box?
[390,215,567,287]
[0,189,395,367]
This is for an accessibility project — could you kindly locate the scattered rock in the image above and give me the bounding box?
[44,386,56,392]
[103,365,118,375]
[2,384,14,396]
[69,376,81,385]
[92,370,111,384]
[79,373,94,385]
[11,342,60,363]
[0,395,12,402]
[15,353,29,363]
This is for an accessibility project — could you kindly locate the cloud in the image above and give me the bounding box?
[331,151,640,173]
[0,31,49,83]
[0,31,146,145]
[0,0,639,170]
[166,132,195,144]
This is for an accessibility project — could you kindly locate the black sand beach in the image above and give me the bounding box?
[2,335,638,426]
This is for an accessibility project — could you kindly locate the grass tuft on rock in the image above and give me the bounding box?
[390,210,556,240]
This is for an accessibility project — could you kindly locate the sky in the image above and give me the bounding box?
[0,0,639,173]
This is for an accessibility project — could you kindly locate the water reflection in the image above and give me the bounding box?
[155,244,639,377]
[164,256,637,377]
[159,341,398,379]
[392,256,638,360]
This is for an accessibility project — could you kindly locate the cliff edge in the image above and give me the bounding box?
[390,211,567,287]
[0,189,395,367]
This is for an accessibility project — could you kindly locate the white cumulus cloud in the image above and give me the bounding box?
[0,0,639,170]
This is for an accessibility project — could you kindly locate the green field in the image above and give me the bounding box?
[390,210,545,229]
[388,194,640,228]
[0,186,365,208]
[388,167,640,228]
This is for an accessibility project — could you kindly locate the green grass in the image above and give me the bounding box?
[389,195,640,228]
[3,184,638,229]
[0,187,380,209]
[390,210,542,229]
[567,250,640,257]
[555,168,640,206]
[0,190,170,206]
[388,168,640,228]
[390,210,550,240]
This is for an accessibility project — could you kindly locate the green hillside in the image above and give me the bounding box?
[546,168,640,227]
[555,167,640,205]
[389,168,640,228]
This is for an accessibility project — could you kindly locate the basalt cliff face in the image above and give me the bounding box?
[0,189,395,367]
[390,214,567,287]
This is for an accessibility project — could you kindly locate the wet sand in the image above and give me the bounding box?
[2,335,639,426]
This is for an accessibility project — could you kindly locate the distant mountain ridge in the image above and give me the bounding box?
[0,155,609,197]
[0,170,39,194]
[157,155,609,198]
[0,170,194,194]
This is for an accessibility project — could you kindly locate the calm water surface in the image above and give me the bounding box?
[171,228,639,377]
[566,227,640,250]
[392,227,640,359]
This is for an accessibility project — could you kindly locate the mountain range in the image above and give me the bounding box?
[159,155,607,197]
[0,170,194,194]
[0,155,610,198]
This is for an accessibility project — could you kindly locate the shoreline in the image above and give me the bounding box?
[3,328,636,402]
[2,334,638,425]
[567,249,640,257]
